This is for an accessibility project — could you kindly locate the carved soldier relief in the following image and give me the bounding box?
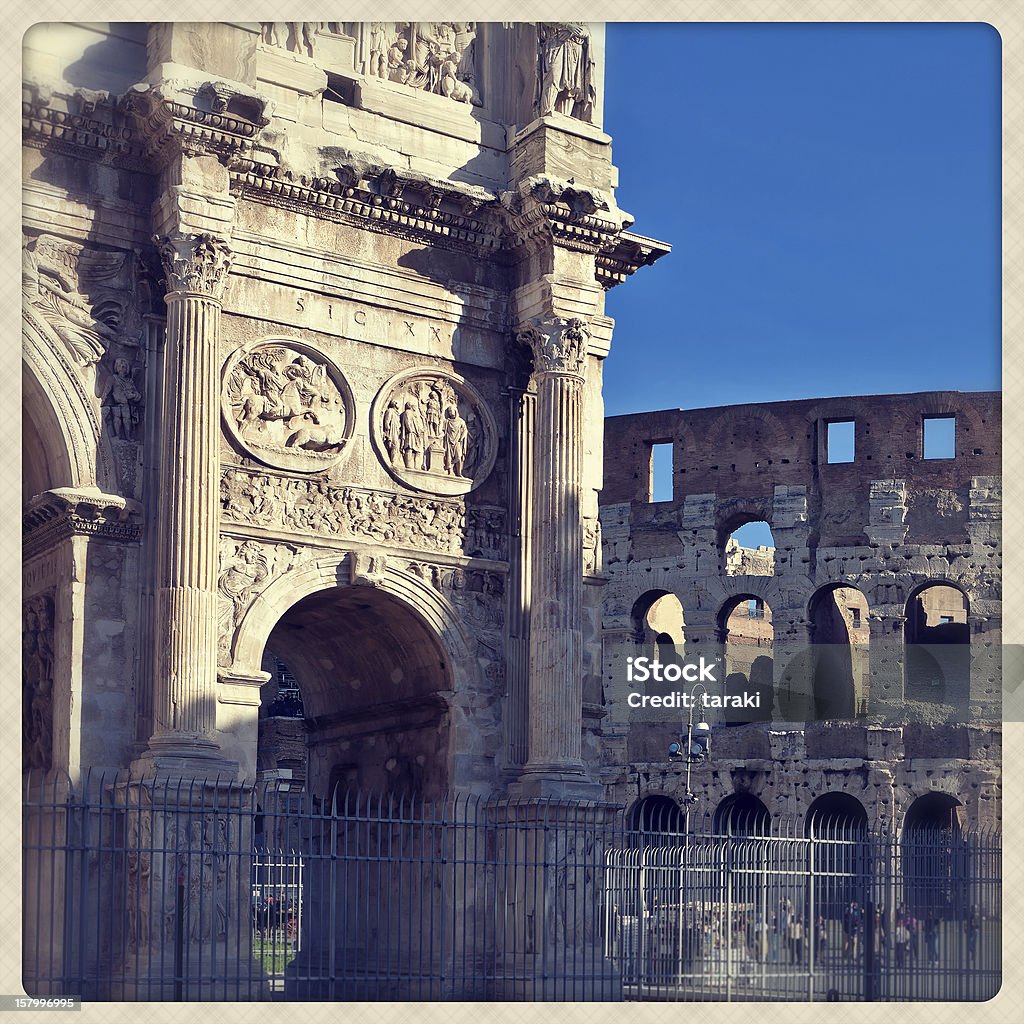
[222,341,354,473]
[537,23,596,123]
[371,368,497,496]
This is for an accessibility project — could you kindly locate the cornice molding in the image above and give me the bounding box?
[23,488,143,560]
[23,96,669,285]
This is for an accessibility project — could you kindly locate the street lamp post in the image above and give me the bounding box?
[668,682,713,832]
[666,682,713,986]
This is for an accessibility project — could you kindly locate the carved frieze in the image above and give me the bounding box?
[221,466,507,560]
[23,592,55,772]
[371,368,497,496]
[222,341,355,473]
[122,801,235,951]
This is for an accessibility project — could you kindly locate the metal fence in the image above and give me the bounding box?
[23,772,1000,1001]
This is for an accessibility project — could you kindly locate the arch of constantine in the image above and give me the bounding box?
[21,21,1000,1001]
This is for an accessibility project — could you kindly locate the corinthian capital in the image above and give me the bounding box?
[516,317,590,379]
[154,233,233,298]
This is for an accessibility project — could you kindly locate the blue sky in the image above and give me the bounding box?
[602,23,1001,424]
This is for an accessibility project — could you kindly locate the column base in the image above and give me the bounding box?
[510,764,605,801]
[132,734,239,780]
[490,949,623,1001]
[108,951,268,1001]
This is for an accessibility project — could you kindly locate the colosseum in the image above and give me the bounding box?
[597,391,1001,834]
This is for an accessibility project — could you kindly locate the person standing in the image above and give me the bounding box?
[966,905,980,963]
[895,915,910,968]
[925,916,940,964]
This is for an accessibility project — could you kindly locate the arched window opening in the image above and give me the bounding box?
[809,585,870,721]
[713,792,770,837]
[724,521,775,577]
[805,793,870,930]
[629,795,685,834]
[904,583,970,705]
[718,595,774,725]
[632,590,685,659]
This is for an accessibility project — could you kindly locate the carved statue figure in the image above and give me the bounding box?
[126,813,153,949]
[443,405,469,476]
[367,22,392,78]
[100,357,142,440]
[400,401,427,470]
[388,38,411,83]
[217,541,270,663]
[382,399,402,464]
[538,23,596,122]
[262,22,318,56]
[440,61,474,104]
[425,387,443,444]
[382,23,478,103]
[23,595,55,772]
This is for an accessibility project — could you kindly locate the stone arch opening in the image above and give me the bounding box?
[722,519,776,578]
[712,792,770,837]
[805,791,868,834]
[903,582,970,706]
[717,594,773,725]
[23,361,78,777]
[628,794,684,833]
[257,584,455,802]
[808,584,870,721]
[631,590,685,658]
[902,793,968,918]
[805,793,869,938]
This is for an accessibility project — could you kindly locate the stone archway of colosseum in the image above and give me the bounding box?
[225,553,475,796]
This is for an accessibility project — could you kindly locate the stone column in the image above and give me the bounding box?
[868,611,907,718]
[138,233,236,776]
[514,317,597,794]
[505,376,535,769]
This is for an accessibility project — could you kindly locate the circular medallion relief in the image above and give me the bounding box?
[222,340,354,473]
[371,368,497,496]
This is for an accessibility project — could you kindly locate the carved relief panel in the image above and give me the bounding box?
[371,368,497,496]
[222,340,355,473]
[22,233,145,370]
[23,592,55,772]
[365,22,479,104]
